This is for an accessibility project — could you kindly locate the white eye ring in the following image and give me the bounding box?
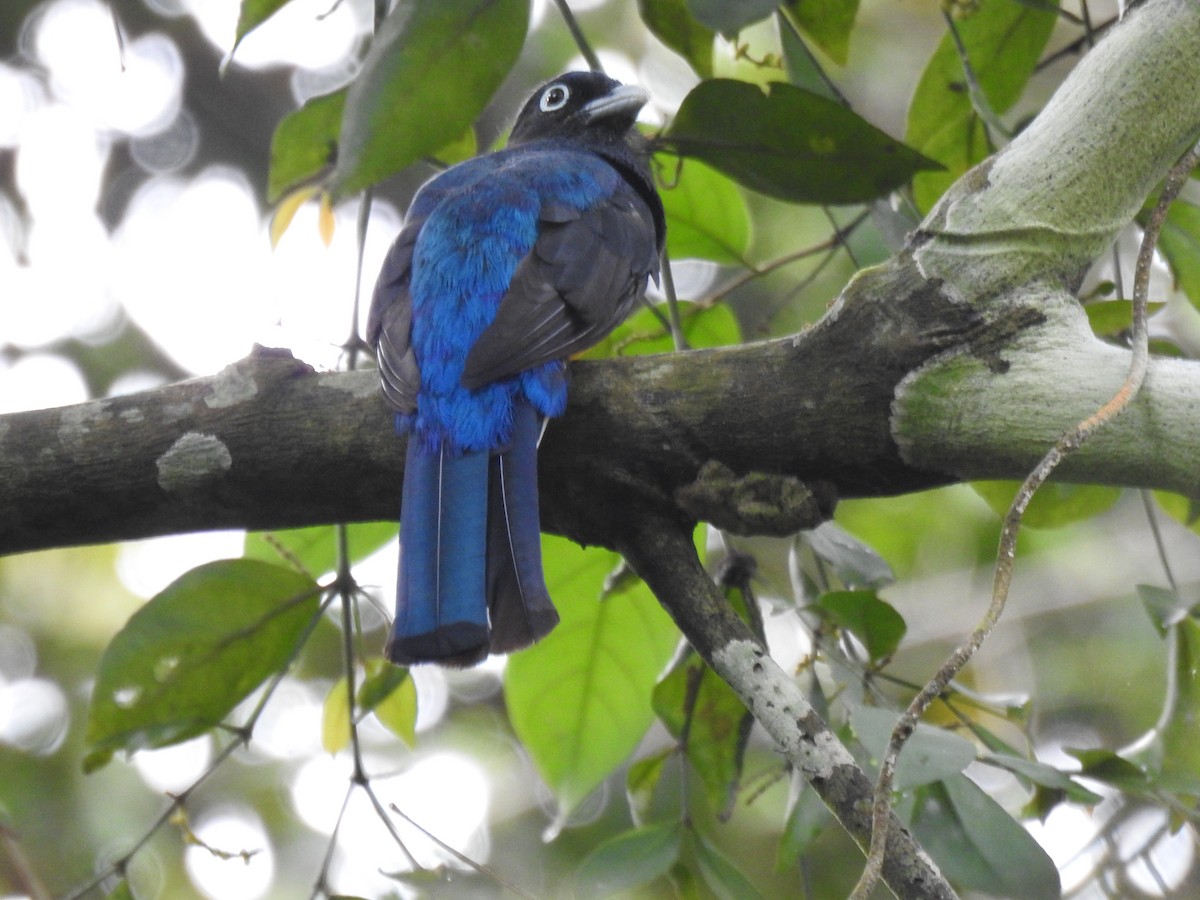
[539,83,570,112]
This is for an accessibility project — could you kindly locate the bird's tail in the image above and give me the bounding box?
[385,401,559,667]
[487,400,559,653]
[387,440,491,667]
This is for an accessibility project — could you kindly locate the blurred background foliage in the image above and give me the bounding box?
[3,0,1200,897]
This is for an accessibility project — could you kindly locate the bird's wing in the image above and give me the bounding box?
[460,186,660,389]
[367,223,422,414]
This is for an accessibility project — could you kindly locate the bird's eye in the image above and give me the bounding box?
[539,84,570,112]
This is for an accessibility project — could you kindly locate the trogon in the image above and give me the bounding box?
[367,72,665,666]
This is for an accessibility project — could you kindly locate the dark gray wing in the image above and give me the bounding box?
[367,225,422,413]
[460,188,660,390]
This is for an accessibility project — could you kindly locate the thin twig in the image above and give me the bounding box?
[774,10,850,106]
[386,803,538,899]
[849,135,1200,900]
[659,250,689,351]
[943,7,1010,142]
[694,208,871,310]
[551,0,602,72]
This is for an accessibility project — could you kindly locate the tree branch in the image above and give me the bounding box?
[615,511,955,900]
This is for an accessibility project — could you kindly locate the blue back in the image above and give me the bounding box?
[403,143,622,454]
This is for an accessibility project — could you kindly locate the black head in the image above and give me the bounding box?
[508,71,649,147]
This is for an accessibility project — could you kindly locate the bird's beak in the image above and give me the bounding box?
[583,84,650,121]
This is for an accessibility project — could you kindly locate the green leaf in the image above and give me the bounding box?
[684,0,776,36]
[575,821,683,899]
[776,778,832,871]
[1083,299,1166,337]
[581,301,741,359]
[1158,200,1200,311]
[664,79,940,205]
[267,88,346,203]
[1153,489,1200,531]
[909,776,1061,900]
[233,0,293,53]
[971,480,1121,529]
[906,0,1058,211]
[357,659,411,713]
[432,126,478,167]
[1138,583,1193,636]
[638,0,714,78]
[689,828,765,900]
[505,535,680,818]
[244,522,397,578]
[802,521,894,590]
[813,590,906,663]
[979,752,1102,805]
[84,560,319,772]
[1066,748,1151,790]
[652,653,753,819]
[323,675,352,754]
[851,706,975,790]
[1155,617,1200,790]
[660,158,752,265]
[104,880,135,900]
[627,747,673,824]
[363,660,417,746]
[781,0,860,66]
[332,0,529,196]
[779,12,839,100]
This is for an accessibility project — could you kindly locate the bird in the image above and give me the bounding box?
[367,71,665,667]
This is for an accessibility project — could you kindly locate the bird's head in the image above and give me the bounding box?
[508,71,650,148]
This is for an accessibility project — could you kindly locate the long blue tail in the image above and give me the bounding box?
[386,401,558,666]
[487,401,558,652]
[387,441,491,666]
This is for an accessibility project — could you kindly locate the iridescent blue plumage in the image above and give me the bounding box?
[368,72,664,666]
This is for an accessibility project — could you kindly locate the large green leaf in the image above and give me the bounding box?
[907,0,1058,211]
[775,778,831,871]
[332,0,529,196]
[1157,199,1200,312]
[626,747,673,824]
[638,0,714,78]
[909,776,1061,900]
[233,0,293,53]
[505,535,680,817]
[84,559,319,771]
[1151,617,1200,792]
[1084,299,1166,338]
[575,821,683,898]
[689,828,766,899]
[684,0,777,36]
[361,659,418,747]
[581,301,741,359]
[653,652,752,819]
[781,0,860,66]
[813,590,906,663]
[971,480,1121,529]
[851,706,975,790]
[650,545,755,821]
[244,522,398,579]
[660,158,752,265]
[267,88,346,203]
[664,79,940,205]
